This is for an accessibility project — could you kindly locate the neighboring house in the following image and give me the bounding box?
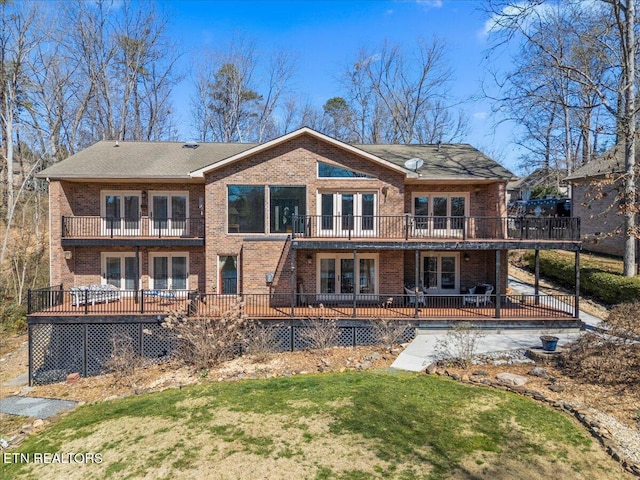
[565,146,627,257]
[32,127,583,317]
[507,167,568,203]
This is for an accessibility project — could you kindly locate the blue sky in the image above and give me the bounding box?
[159,0,520,171]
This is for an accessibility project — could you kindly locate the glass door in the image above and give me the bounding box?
[318,254,378,301]
[151,254,189,291]
[103,193,140,236]
[102,254,137,290]
[151,193,188,236]
[219,256,238,294]
[413,194,467,237]
[422,253,459,294]
[318,192,377,236]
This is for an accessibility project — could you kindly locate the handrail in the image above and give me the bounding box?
[292,214,580,241]
[61,216,205,238]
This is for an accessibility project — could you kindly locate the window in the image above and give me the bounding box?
[228,185,265,233]
[317,253,378,299]
[412,193,468,234]
[270,186,306,233]
[318,162,375,178]
[318,191,377,235]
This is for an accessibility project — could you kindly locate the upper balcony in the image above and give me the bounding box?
[61,216,205,247]
[291,215,581,250]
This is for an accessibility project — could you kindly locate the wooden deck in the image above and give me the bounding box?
[28,291,577,322]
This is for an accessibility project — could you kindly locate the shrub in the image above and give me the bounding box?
[242,322,284,362]
[434,322,485,368]
[105,333,142,385]
[298,316,341,351]
[371,318,412,351]
[0,303,27,334]
[162,298,248,370]
[523,251,640,305]
[562,301,640,386]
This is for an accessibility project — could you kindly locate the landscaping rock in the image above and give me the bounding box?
[528,366,551,378]
[496,372,529,387]
[66,372,80,384]
[425,362,437,374]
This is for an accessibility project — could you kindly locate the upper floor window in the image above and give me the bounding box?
[270,186,306,233]
[317,162,375,179]
[228,185,265,233]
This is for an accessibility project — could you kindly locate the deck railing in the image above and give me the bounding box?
[291,215,581,241]
[28,288,577,320]
[61,216,205,238]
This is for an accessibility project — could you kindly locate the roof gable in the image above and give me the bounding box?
[188,127,408,178]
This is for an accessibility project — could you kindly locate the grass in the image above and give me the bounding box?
[0,371,629,480]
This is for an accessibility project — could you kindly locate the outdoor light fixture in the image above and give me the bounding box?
[306,254,313,264]
[463,253,470,262]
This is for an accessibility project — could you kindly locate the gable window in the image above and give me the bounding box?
[317,162,375,178]
[228,185,265,233]
[270,186,306,233]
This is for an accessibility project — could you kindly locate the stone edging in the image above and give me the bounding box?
[434,368,640,478]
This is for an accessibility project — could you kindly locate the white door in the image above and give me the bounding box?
[150,254,189,291]
[317,254,377,301]
[413,194,466,237]
[422,253,459,294]
[318,192,376,237]
[102,254,137,290]
[151,194,188,236]
[102,193,140,236]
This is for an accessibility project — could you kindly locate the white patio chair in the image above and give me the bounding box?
[404,286,426,306]
[463,284,494,307]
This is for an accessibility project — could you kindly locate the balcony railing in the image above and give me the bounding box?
[62,216,205,239]
[291,215,581,241]
[27,288,578,320]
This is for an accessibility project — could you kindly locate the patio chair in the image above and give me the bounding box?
[404,286,426,306]
[463,284,494,307]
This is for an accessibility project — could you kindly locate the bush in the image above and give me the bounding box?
[523,251,640,304]
[371,318,412,351]
[242,322,284,362]
[434,322,485,368]
[298,316,341,351]
[162,298,248,370]
[0,303,27,334]
[105,333,143,385]
[562,302,640,386]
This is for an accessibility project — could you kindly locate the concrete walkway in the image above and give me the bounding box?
[0,396,78,419]
[391,276,603,372]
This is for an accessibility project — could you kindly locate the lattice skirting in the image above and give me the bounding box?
[29,321,416,385]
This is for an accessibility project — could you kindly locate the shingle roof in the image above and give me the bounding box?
[356,143,514,180]
[565,146,625,181]
[37,131,514,182]
[36,141,257,179]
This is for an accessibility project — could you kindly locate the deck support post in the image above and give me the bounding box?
[134,246,140,304]
[414,249,420,318]
[575,250,580,319]
[353,249,357,318]
[534,249,540,305]
[291,247,297,318]
[495,250,501,319]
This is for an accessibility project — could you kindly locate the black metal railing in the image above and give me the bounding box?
[28,288,577,320]
[291,215,581,241]
[61,216,205,238]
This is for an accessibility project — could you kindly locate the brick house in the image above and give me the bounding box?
[33,127,582,323]
[566,146,628,257]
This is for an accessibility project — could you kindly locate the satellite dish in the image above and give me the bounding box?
[404,157,424,172]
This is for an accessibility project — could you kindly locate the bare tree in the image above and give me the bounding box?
[484,0,638,276]
[338,38,466,144]
[191,37,296,142]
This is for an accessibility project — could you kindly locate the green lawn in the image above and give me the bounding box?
[0,370,628,479]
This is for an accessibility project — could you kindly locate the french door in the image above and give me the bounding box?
[102,253,137,290]
[318,192,376,236]
[102,192,140,236]
[150,253,188,291]
[151,193,188,236]
[421,252,459,294]
[317,254,378,301]
[413,193,467,237]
